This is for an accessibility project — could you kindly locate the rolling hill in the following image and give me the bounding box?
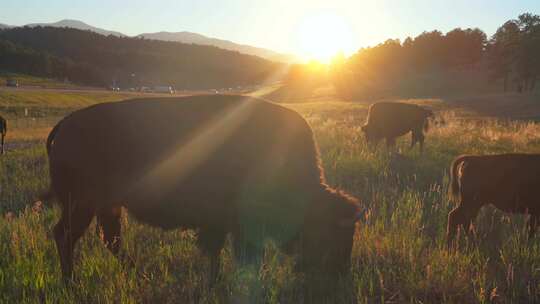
[138,31,296,62]
[24,19,126,37]
[0,26,284,89]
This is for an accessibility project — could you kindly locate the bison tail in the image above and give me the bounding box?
[46,117,65,156]
[448,155,467,202]
[42,117,67,205]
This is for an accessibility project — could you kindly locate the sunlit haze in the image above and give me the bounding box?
[2,0,539,59]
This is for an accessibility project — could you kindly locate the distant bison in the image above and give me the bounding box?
[0,115,6,154]
[448,154,540,247]
[361,102,434,151]
[44,95,361,280]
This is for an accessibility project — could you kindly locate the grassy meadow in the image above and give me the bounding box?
[0,72,81,89]
[1,89,540,303]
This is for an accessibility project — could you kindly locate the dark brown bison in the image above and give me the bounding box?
[361,102,434,151]
[0,115,6,154]
[43,95,361,281]
[448,154,540,247]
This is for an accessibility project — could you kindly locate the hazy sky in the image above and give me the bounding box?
[1,0,538,55]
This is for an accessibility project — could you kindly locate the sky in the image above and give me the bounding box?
[1,0,539,56]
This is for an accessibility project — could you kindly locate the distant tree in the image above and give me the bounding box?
[407,30,446,71]
[444,28,486,68]
[488,21,520,92]
[515,13,540,91]
[488,13,540,92]
[339,27,488,98]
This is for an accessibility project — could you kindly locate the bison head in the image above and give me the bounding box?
[301,188,360,274]
[361,124,383,148]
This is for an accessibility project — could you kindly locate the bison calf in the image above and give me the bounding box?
[44,95,361,281]
[448,154,540,248]
[361,102,433,151]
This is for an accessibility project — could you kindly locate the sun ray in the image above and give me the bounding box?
[128,67,290,201]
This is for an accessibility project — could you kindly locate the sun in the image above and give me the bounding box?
[296,13,355,63]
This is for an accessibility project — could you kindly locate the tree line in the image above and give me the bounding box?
[0,26,283,89]
[488,13,540,93]
[287,13,540,99]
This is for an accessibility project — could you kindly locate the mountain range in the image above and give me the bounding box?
[0,25,283,89]
[25,19,126,37]
[137,31,295,62]
[0,19,295,62]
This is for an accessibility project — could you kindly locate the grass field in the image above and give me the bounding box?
[1,90,540,303]
[0,72,84,89]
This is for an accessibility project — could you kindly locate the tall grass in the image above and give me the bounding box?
[1,100,540,303]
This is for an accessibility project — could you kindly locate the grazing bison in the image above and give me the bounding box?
[447,154,540,247]
[0,115,6,154]
[361,102,434,151]
[43,95,361,280]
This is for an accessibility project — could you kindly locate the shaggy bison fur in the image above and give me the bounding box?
[44,95,361,280]
[361,102,434,151]
[448,154,540,247]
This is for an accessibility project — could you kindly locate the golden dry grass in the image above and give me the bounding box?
[1,90,540,303]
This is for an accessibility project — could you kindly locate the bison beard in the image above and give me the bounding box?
[44,95,360,282]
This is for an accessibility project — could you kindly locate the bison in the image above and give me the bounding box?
[448,154,540,248]
[361,102,434,151]
[43,95,361,281]
[0,115,6,154]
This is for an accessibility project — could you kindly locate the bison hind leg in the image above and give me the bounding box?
[96,207,123,256]
[528,214,540,239]
[54,200,95,280]
[447,203,481,249]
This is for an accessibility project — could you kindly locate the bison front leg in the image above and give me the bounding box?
[1,133,4,154]
[198,227,226,285]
